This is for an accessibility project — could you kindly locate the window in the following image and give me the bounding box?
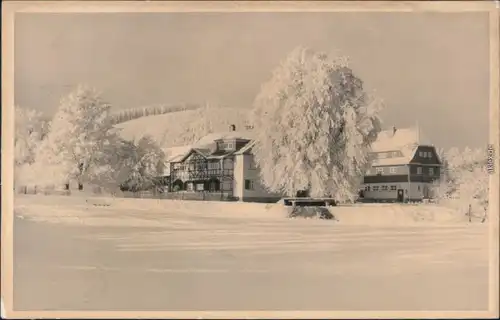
[376,167,384,174]
[208,162,220,170]
[249,156,257,169]
[372,186,379,191]
[389,167,397,174]
[244,179,254,190]
[186,182,194,191]
[381,185,388,191]
[196,183,204,191]
[390,185,397,191]
[419,151,424,157]
[378,152,388,159]
[417,167,422,174]
[196,162,207,170]
[227,143,234,150]
[365,185,371,191]
[429,167,435,175]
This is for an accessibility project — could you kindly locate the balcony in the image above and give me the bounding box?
[171,168,234,180]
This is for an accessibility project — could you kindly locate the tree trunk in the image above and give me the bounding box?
[65,183,70,190]
[78,183,83,191]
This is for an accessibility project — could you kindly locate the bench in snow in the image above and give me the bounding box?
[282,198,337,207]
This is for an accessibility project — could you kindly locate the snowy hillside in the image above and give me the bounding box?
[115,106,253,148]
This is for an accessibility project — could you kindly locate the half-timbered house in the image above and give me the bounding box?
[164,125,282,202]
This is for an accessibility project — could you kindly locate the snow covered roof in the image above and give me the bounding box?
[369,127,433,166]
[234,140,256,155]
[162,145,193,162]
[163,130,254,163]
[371,127,431,152]
[194,130,255,148]
[177,148,213,162]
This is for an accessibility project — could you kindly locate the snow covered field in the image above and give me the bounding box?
[13,195,490,312]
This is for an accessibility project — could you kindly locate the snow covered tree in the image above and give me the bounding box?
[87,138,138,193]
[34,84,118,190]
[117,135,166,192]
[433,147,489,215]
[14,105,47,166]
[14,106,50,191]
[251,47,384,201]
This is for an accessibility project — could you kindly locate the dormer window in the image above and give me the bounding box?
[217,140,235,151]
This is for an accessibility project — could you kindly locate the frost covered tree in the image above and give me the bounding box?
[14,105,47,166]
[14,106,50,191]
[84,139,135,193]
[434,147,489,214]
[117,136,166,192]
[34,85,118,190]
[251,47,384,201]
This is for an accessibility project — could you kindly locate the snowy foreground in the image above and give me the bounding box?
[13,195,489,311]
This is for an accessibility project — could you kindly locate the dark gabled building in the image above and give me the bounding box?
[362,126,442,202]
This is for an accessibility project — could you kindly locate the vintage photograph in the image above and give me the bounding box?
[2,1,499,318]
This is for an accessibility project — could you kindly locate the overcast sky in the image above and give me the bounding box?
[14,12,490,149]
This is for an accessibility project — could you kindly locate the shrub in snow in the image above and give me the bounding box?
[33,84,119,190]
[251,46,383,202]
[288,206,336,220]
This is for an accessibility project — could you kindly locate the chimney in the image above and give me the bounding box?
[229,124,236,132]
[392,126,397,136]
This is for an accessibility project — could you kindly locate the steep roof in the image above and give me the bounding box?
[369,127,433,166]
[163,145,193,162]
